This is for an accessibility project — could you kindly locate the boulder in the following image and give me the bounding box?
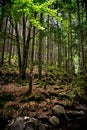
[11,117,38,130]
[52,105,65,117]
[11,117,25,130]
[49,116,59,127]
[27,118,38,130]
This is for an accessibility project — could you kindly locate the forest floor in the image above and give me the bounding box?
[0,80,84,119]
[0,65,87,121]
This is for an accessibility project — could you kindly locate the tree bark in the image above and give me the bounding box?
[29,25,36,93]
[15,23,22,77]
[1,17,8,65]
[8,24,13,64]
[38,13,43,80]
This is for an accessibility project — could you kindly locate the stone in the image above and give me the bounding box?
[11,117,25,130]
[25,125,34,130]
[52,105,65,117]
[38,125,46,130]
[38,115,49,122]
[49,116,59,127]
[27,118,38,130]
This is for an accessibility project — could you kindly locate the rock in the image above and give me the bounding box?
[38,122,50,130]
[24,116,30,121]
[52,105,65,117]
[42,107,48,112]
[67,120,80,130]
[66,110,86,119]
[38,125,46,130]
[11,117,25,130]
[38,115,49,122]
[27,118,38,130]
[11,117,38,130]
[49,116,59,127]
[25,125,34,130]
[0,116,8,130]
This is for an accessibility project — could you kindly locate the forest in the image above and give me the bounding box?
[0,0,87,130]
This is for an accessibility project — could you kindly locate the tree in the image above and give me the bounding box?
[38,13,43,80]
[1,17,8,65]
[11,0,57,79]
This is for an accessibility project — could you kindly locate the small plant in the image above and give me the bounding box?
[21,94,35,102]
[35,93,45,102]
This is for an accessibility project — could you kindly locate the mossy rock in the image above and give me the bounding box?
[52,105,65,117]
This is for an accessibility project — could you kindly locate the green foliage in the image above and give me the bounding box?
[0,63,19,84]
[35,79,44,87]
[35,92,45,102]
[14,77,28,86]
[12,0,57,30]
[72,74,86,87]
[4,53,9,63]
[34,0,46,4]
[21,94,35,102]
[21,92,45,103]
[11,55,18,66]
[1,53,18,66]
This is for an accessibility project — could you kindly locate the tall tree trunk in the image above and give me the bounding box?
[21,14,26,79]
[21,25,31,79]
[77,0,84,72]
[68,11,73,72]
[15,19,31,79]
[44,15,50,89]
[38,13,43,80]
[8,24,13,64]
[57,28,62,68]
[1,17,8,65]
[50,32,53,65]
[15,23,22,77]
[29,25,36,93]
[28,12,37,93]
[84,0,87,72]
[84,0,87,20]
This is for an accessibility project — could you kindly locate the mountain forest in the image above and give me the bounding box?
[0,0,87,130]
